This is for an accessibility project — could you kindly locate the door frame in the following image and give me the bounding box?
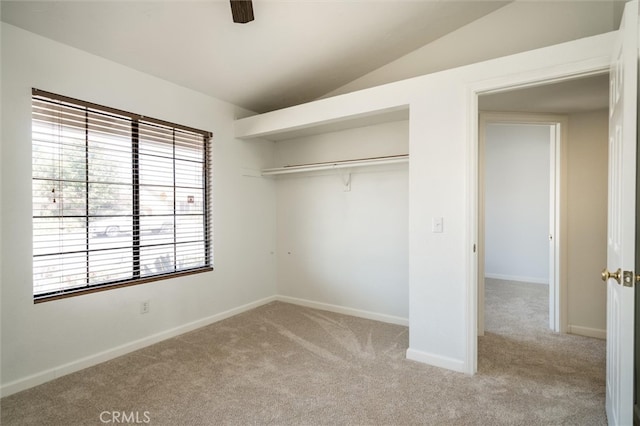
[478,112,567,335]
[465,62,611,373]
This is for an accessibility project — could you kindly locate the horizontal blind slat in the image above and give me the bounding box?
[32,90,211,300]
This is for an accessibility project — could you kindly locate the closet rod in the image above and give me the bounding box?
[261,154,409,176]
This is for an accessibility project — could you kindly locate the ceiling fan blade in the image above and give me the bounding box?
[230,0,254,24]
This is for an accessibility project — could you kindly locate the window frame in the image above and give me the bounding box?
[32,88,213,303]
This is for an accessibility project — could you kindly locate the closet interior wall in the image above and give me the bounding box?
[272,120,410,320]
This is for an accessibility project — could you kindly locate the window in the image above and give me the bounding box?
[32,89,212,301]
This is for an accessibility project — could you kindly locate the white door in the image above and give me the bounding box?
[605,1,637,424]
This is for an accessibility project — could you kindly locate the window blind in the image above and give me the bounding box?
[32,89,212,301]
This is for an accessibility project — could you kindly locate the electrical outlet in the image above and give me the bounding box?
[140,300,150,314]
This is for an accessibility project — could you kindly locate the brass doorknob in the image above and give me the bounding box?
[601,267,622,284]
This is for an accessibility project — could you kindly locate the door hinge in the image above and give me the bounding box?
[623,270,634,287]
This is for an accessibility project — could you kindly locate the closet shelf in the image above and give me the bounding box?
[261,154,409,176]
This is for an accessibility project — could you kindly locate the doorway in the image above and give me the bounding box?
[478,116,561,335]
[473,72,610,362]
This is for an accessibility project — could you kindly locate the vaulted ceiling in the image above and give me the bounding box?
[1,0,510,112]
[0,1,622,114]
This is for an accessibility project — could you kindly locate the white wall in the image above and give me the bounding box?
[399,37,613,372]
[273,121,409,321]
[566,110,608,338]
[0,23,276,395]
[484,123,550,284]
[324,1,619,98]
[1,9,613,395]
[234,31,615,373]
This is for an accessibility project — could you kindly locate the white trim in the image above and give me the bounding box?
[466,85,480,374]
[406,348,466,373]
[0,295,407,397]
[0,296,277,398]
[568,325,606,340]
[276,295,409,326]
[478,112,569,335]
[484,273,549,285]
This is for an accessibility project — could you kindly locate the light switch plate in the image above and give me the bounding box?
[432,217,443,233]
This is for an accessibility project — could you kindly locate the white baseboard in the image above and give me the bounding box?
[2,295,408,397]
[275,295,409,326]
[484,273,548,285]
[567,325,606,340]
[406,348,466,373]
[0,296,277,398]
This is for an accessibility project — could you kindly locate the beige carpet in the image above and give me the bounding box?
[1,279,606,425]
